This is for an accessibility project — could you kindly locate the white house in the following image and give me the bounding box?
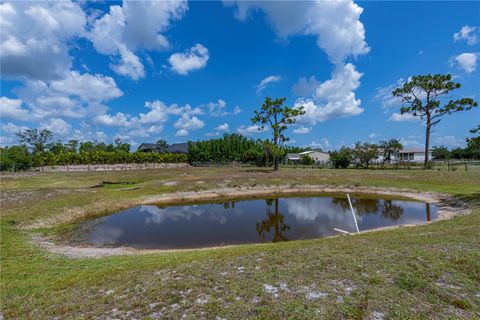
[299,150,330,164]
[395,148,432,163]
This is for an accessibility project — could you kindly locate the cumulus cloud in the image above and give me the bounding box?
[292,76,320,96]
[0,1,86,80]
[294,63,364,125]
[206,99,227,116]
[293,126,311,134]
[89,1,188,79]
[0,97,31,121]
[168,43,209,75]
[453,25,478,45]
[236,124,268,135]
[388,113,419,122]
[255,75,281,93]
[215,123,230,131]
[173,114,204,136]
[451,52,478,73]
[40,118,72,136]
[303,138,331,151]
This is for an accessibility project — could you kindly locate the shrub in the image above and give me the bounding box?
[300,155,315,165]
[330,148,352,169]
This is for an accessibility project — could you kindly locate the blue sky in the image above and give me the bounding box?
[1,0,479,151]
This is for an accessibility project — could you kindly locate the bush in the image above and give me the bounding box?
[0,146,32,171]
[300,155,315,165]
[330,148,352,169]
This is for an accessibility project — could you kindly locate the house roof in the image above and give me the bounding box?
[138,143,164,150]
[287,153,300,160]
[167,143,189,153]
[299,150,328,155]
[399,148,431,153]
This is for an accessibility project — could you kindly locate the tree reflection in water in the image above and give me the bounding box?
[256,198,290,243]
[332,197,404,220]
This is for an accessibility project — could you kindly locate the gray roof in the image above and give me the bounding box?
[287,153,301,159]
[166,143,189,153]
[138,143,164,150]
[399,148,431,153]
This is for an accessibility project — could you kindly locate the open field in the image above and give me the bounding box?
[1,167,480,319]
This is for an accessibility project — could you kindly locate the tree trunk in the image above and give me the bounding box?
[273,131,279,171]
[424,117,431,169]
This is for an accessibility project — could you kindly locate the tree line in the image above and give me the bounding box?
[0,129,186,171]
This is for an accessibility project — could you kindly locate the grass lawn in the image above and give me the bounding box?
[1,167,479,319]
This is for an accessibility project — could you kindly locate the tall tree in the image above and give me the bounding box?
[16,129,53,154]
[251,97,305,171]
[392,74,478,167]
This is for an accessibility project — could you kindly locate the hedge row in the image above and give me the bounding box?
[30,151,187,167]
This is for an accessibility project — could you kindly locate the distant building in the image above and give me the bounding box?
[395,148,432,163]
[286,150,330,164]
[137,142,189,154]
[286,153,301,164]
[299,150,330,163]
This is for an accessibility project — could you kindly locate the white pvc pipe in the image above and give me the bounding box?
[347,194,360,234]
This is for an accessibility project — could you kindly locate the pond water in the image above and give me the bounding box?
[76,195,437,249]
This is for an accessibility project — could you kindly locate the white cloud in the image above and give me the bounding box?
[49,71,123,101]
[0,97,31,121]
[174,114,204,131]
[303,138,331,151]
[452,52,478,73]
[226,1,369,64]
[233,106,242,115]
[388,113,419,122]
[293,126,311,134]
[292,76,320,96]
[89,1,188,79]
[216,123,230,131]
[236,124,268,135]
[373,78,406,110]
[40,118,72,136]
[294,63,364,124]
[453,25,478,45]
[168,43,209,75]
[175,128,189,137]
[206,99,227,116]
[255,75,281,93]
[93,112,130,127]
[0,1,86,80]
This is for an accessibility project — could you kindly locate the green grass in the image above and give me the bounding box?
[1,167,479,319]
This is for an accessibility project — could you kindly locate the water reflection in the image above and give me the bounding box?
[256,199,290,242]
[76,195,438,249]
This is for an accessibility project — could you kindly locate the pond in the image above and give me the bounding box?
[75,195,437,249]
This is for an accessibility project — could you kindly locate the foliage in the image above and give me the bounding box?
[392,74,478,167]
[432,146,450,160]
[300,154,315,165]
[251,97,305,170]
[188,133,263,163]
[379,139,403,163]
[0,145,32,171]
[352,142,379,168]
[330,147,352,169]
[16,129,53,154]
[155,139,168,152]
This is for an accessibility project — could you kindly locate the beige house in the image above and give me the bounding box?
[299,150,330,163]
